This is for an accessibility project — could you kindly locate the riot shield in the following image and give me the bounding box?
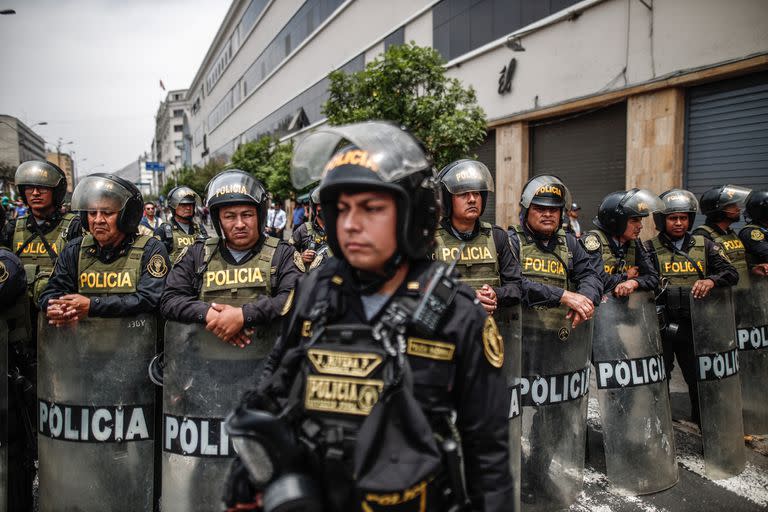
[734,277,768,434]
[520,306,592,512]
[592,292,678,495]
[690,286,746,479]
[498,304,521,512]
[0,318,7,512]
[37,315,157,511]
[161,321,274,512]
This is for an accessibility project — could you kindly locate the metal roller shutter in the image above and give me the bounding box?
[685,71,768,210]
[530,102,628,230]
[475,130,497,225]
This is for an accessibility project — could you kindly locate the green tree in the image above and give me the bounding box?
[323,42,487,169]
[231,136,295,199]
[159,158,226,199]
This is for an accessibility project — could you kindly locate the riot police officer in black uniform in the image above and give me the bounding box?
[434,159,521,313]
[645,189,738,423]
[589,189,661,295]
[224,122,513,511]
[739,190,768,276]
[0,202,26,308]
[155,186,208,264]
[290,187,331,272]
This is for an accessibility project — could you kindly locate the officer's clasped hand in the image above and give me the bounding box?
[475,284,498,314]
[301,249,316,264]
[691,278,715,299]
[206,303,251,348]
[560,290,594,328]
[613,279,639,297]
[46,294,91,326]
[751,263,768,277]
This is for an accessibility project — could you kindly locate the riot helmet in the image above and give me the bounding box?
[594,188,663,236]
[437,159,494,219]
[519,175,571,229]
[291,121,439,265]
[745,190,768,224]
[652,189,698,232]
[71,173,144,233]
[205,169,267,239]
[309,186,324,227]
[167,185,201,221]
[15,160,68,209]
[699,184,751,221]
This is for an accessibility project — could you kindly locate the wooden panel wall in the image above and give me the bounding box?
[495,121,529,229]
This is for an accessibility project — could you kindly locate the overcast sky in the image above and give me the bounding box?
[0,0,229,175]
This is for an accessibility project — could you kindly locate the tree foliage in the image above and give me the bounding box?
[159,158,226,199]
[323,43,487,169]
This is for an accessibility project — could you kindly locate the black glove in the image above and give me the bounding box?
[222,456,260,511]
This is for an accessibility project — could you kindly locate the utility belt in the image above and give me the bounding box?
[656,286,692,336]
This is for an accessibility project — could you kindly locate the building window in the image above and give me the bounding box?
[174,124,183,132]
[173,109,184,117]
[384,26,404,51]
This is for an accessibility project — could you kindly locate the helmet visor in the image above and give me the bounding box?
[205,171,266,207]
[291,122,431,189]
[521,175,571,209]
[661,189,698,214]
[440,160,494,194]
[719,185,751,208]
[15,161,63,188]
[169,186,201,209]
[71,176,132,213]
[621,189,664,217]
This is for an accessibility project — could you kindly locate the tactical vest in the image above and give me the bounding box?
[590,229,637,275]
[13,212,76,290]
[433,222,500,290]
[305,222,327,246]
[739,223,768,270]
[693,224,749,289]
[199,237,276,306]
[166,222,201,263]
[650,235,707,287]
[305,223,332,272]
[513,225,571,290]
[77,235,150,295]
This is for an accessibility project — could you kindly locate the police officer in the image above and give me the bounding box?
[289,187,330,272]
[693,184,752,285]
[589,189,661,296]
[226,122,513,511]
[160,169,300,347]
[739,190,768,276]
[434,159,521,312]
[645,189,738,424]
[155,185,208,263]
[1,160,82,510]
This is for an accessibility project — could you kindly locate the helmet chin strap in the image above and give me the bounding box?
[353,251,404,295]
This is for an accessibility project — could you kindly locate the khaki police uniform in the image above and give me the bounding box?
[156,218,208,264]
[694,223,750,288]
[739,223,768,270]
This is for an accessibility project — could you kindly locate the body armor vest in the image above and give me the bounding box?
[433,222,500,290]
[13,212,76,289]
[513,225,571,290]
[199,237,276,306]
[693,224,749,289]
[591,229,637,275]
[167,221,202,263]
[739,223,767,270]
[305,222,332,271]
[650,235,707,287]
[77,234,150,295]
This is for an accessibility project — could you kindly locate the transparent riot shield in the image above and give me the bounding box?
[520,306,592,512]
[161,321,275,512]
[498,304,521,512]
[37,315,157,512]
[592,292,678,495]
[734,277,768,434]
[0,318,7,512]
[690,287,746,479]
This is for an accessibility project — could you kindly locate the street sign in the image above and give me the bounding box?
[145,161,166,172]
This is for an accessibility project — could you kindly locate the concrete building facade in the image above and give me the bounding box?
[153,90,191,184]
[46,151,75,194]
[186,0,768,227]
[0,114,47,194]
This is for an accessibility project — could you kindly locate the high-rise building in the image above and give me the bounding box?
[46,151,75,193]
[0,114,46,195]
[153,90,190,181]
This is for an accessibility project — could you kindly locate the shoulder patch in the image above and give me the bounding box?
[482,316,504,368]
[147,253,168,278]
[752,229,765,241]
[293,250,306,272]
[280,289,295,316]
[174,246,189,266]
[0,260,8,283]
[582,233,601,252]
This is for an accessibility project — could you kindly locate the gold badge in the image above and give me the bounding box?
[304,375,383,416]
[558,327,570,341]
[173,246,189,266]
[308,349,383,377]
[407,338,455,361]
[582,234,600,252]
[0,261,8,283]
[482,316,504,368]
[301,320,313,338]
[147,254,168,278]
[293,251,306,272]
[752,229,765,241]
[280,289,295,316]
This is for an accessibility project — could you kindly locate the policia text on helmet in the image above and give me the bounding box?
[225,121,514,512]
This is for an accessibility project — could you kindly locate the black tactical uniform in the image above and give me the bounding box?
[739,190,768,269]
[226,123,513,512]
[0,248,26,309]
[289,187,331,273]
[646,189,738,423]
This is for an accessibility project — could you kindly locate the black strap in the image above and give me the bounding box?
[193,242,220,294]
[15,221,59,264]
[658,234,706,280]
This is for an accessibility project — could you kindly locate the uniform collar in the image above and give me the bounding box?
[90,232,136,262]
[25,210,62,233]
[704,221,732,235]
[441,217,479,241]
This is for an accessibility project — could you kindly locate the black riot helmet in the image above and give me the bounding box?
[291,121,439,266]
[167,185,201,221]
[15,160,68,209]
[205,169,268,238]
[653,189,698,232]
[745,190,768,224]
[519,175,571,229]
[71,173,144,233]
[699,184,751,222]
[594,188,663,237]
[437,159,494,219]
[309,186,324,227]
